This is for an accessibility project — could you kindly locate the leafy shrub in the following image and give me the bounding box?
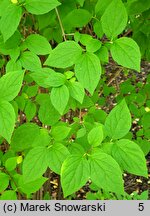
[0,0,149,200]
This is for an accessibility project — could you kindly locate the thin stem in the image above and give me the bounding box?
[57,176,62,200]
[55,8,66,41]
[99,67,123,96]
[43,168,52,197]
[123,29,132,37]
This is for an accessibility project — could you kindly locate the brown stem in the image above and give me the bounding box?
[55,8,66,41]
[99,67,123,96]
[123,29,132,37]
[43,168,52,197]
[57,176,62,200]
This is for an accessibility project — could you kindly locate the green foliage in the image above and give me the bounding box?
[0,173,9,192]
[0,70,24,101]
[11,123,40,151]
[0,3,22,42]
[0,101,15,143]
[101,0,128,39]
[23,147,48,183]
[88,125,103,147]
[75,52,101,94]
[45,41,82,68]
[105,99,131,139]
[0,0,149,200]
[112,139,148,177]
[25,0,61,15]
[47,143,70,174]
[24,34,52,55]
[61,155,90,197]
[50,85,69,115]
[110,37,141,71]
[89,150,124,194]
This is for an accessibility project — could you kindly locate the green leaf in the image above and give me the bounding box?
[76,0,85,7]
[0,70,24,101]
[26,85,38,98]
[142,112,150,130]
[43,71,66,87]
[101,0,128,38]
[18,176,47,195]
[0,31,21,53]
[15,95,25,111]
[25,0,61,15]
[6,59,22,72]
[126,0,150,15]
[0,101,15,143]
[68,81,85,104]
[0,0,10,17]
[110,37,141,72]
[89,149,124,194]
[96,46,109,63]
[0,173,9,192]
[61,155,90,197]
[23,147,48,183]
[47,143,70,174]
[11,123,40,151]
[38,96,60,126]
[44,41,82,68]
[75,52,101,95]
[86,39,101,53]
[77,34,101,53]
[5,157,17,171]
[95,0,112,16]
[104,99,131,139]
[68,143,85,156]
[24,34,51,55]
[24,100,36,122]
[0,4,22,42]
[88,125,103,147]
[19,51,41,71]
[51,125,71,141]
[93,21,104,38]
[63,9,92,29]
[112,139,148,177]
[50,85,69,115]
[32,128,51,147]
[30,68,64,88]
[0,190,17,200]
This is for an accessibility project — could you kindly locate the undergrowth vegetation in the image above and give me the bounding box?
[0,0,150,200]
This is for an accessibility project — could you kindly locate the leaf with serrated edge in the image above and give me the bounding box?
[25,34,51,55]
[75,52,101,95]
[110,37,141,72]
[89,149,124,194]
[101,0,128,39]
[112,139,148,177]
[0,101,15,143]
[88,125,103,147]
[44,41,82,68]
[23,147,48,183]
[0,70,24,101]
[47,143,70,174]
[50,85,69,115]
[68,81,85,104]
[61,155,90,197]
[104,99,131,139]
[0,4,22,42]
[25,0,61,15]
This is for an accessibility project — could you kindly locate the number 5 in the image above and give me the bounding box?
[138,203,144,211]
